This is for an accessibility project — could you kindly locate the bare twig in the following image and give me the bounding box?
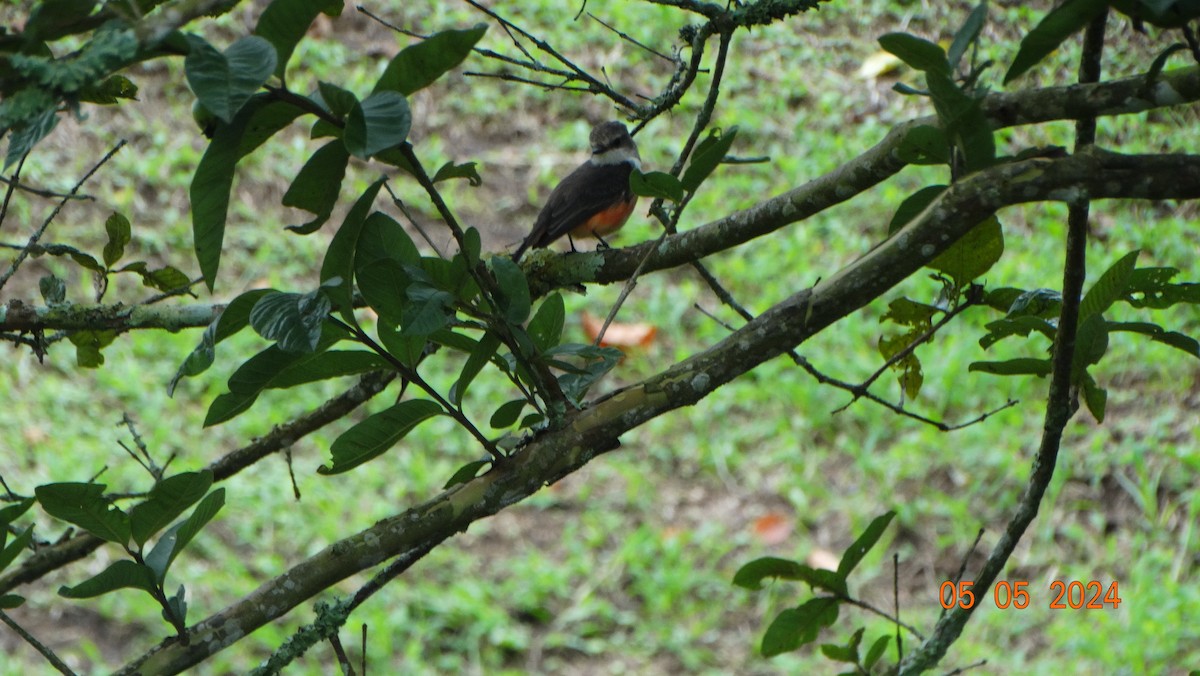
[0,175,94,202]
[0,610,78,676]
[587,12,675,62]
[0,141,125,292]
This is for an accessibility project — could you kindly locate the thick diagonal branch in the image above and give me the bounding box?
[116,149,1200,674]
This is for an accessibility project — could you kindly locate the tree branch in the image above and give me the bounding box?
[115,148,1200,674]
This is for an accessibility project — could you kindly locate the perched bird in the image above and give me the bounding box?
[513,121,641,261]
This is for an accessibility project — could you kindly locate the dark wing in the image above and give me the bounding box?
[514,162,633,259]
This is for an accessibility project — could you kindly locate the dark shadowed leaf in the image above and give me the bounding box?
[255,0,344,79]
[1079,250,1139,321]
[321,178,386,323]
[443,459,491,488]
[490,256,531,324]
[681,126,738,192]
[527,293,565,352]
[59,560,156,598]
[283,140,350,234]
[145,488,225,582]
[249,289,332,353]
[373,25,487,95]
[878,33,950,75]
[762,597,840,657]
[1005,0,1108,83]
[320,400,444,474]
[489,399,527,429]
[949,2,988,68]
[630,170,684,202]
[129,471,214,547]
[969,358,1052,376]
[838,510,895,577]
[433,160,482,186]
[344,91,411,159]
[185,35,277,123]
[36,483,129,545]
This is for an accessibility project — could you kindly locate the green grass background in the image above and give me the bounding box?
[1,1,1198,673]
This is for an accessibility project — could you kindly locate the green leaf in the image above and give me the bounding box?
[268,350,388,388]
[547,344,624,406]
[190,99,253,291]
[838,510,896,577]
[139,265,192,294]
[344,91,411,159]
[0,498,35,529]
[102,212,131,267]
[1080,371,1107,422]
[878,33,950,75]
[979,316,1057,350]
[68,329,117,368]
[896,126,949,166]
[969,358,1052,376]
[204,324,348,425]
[354,212,421,322]
[129,471,215,547]
[0,527,34,573]
[321,178,386,323]
[319,400,443,474]
[527,293,566,352]
[402,285,455,336]
[1124,268,1200,309]
[681,126,738,192]
[249,289,332,352]
[927,215,1003,287]
[36,483,129,545]
[881,298,937,328]
[1072,313,1109,377]
[734,556,805,590]
[79,74,139,105]
[433,160,482,186]
[630,170,684,202]
[926,72,995,172]
[59,560,157,598]
[0,594,24,609]
[820,627,863,663]
[949,2,988,68]
[39,274,66,305]
[762,597,840,657]
[378,320,428,368]
[864,634,891,668]
[1007,288,1063,318]
[255,0,344,79]
[1107,321,1200,358]
[489,399,527,429]
[23,0,99,42]
[169,288,273,393]
[5,107,58,169]
[443,459,491,489]
[451,332,501,406]
[1004,0,1108,84]
[164,584,188,626]
[185,35,277,123]
[490,256,532,324]
[317,81,357,118]
[40,243,104,273]
[283,139,350,234]
[373,24,487,95]
[1079,250,1139,321]
[145,488,225,582]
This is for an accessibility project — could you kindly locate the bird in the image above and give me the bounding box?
[512,121,641,261]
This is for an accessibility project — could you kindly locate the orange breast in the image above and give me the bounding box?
[571,196,638,239]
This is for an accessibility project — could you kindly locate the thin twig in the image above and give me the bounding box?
[0,141,125,292]
[587,12,675,62]
[938,528,985,623]
[0,175,94,202]
[0,154,28,233]
[383,181,445,258]
[0,610,78,676]
[463,71,595,92]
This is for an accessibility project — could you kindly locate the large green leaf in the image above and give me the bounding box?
[0,527,34,572]
[185,35,277,123]
[169,288,274,393]
[344,91,411,159]
[1079,250,1139,321]
[282,139,350,234]
[59,560,157,598]
[948,2,988,68]
[320,178,386,323]
[319,400,444,474]
[1004,0,1108,83]
[878,33,950,75]
[190,99,255,291]
[451,331,501,406]
[762,597,840,657]
[490,256,531,324]
[128,471,215,548]
[268,350,388,388]
[928,215,1003,287]
[1107,321,1200,358]
[36,483,129,545]
[837,511,896,577]
[145,489,225,582]
[249,289,333,353]
[527,293,566,353]
[373,25,488,95]
[630,170,684,202]
[255,0,344,79]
